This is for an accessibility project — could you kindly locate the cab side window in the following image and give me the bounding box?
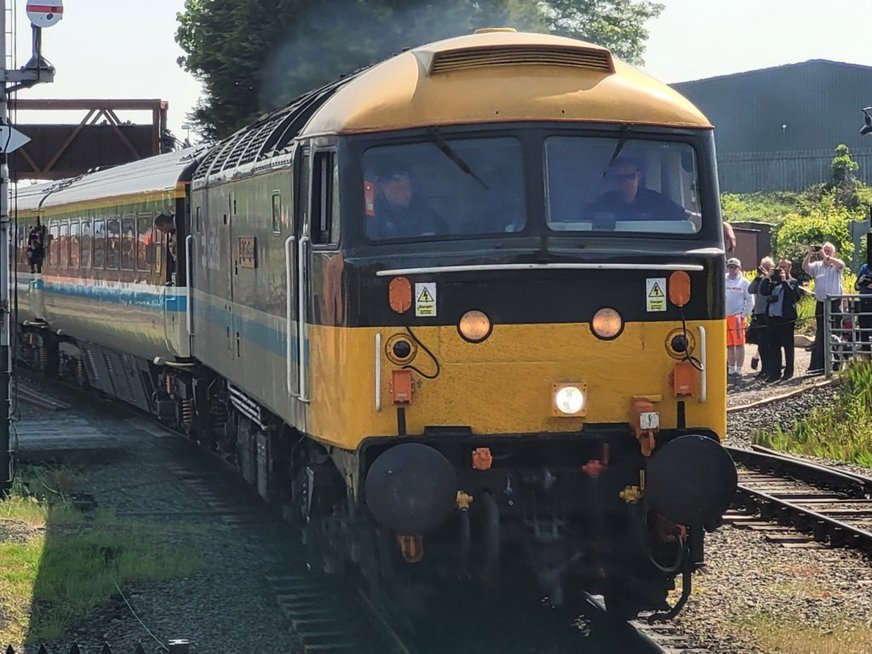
[311,151,339,245]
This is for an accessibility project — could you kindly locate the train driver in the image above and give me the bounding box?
[586,157,687,223]
[365,163,448,239]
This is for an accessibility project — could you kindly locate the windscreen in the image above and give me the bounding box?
[545,137,702,235]
[362,137,525,240]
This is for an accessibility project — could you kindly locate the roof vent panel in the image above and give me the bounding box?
[430,46,614,75]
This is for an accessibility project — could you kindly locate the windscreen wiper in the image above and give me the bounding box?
[427,127,489,190]
[600,124,632,179]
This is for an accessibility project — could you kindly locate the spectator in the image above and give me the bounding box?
[760,259,800,382]
[725,257,753,380]
[747,256,774,379]
[154,212,177,278]
[26,222,45,273]
[802,242,844,374]
[855,258,872,353]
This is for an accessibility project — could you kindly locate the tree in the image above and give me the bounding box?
[801,144,867,214]
[542,0,664,63]
[176,0,664,140]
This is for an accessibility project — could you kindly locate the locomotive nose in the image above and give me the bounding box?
[645,435,737,527]
[364,443,459,534]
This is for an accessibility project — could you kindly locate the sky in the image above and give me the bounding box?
[5,0,871,143]
[641,0,870,83]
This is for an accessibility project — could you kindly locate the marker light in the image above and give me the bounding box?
[590,307,623,340]
[458,310,492,342]
[553,384,586,416]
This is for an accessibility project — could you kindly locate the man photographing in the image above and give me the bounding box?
[802,241,845,374]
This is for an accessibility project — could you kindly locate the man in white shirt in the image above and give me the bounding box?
[802,242,844,374]
[725,257,753,378]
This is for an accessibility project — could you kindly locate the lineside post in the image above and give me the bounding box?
[0,0,60,494]
[0,0,8,495]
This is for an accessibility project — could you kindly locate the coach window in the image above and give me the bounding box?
[16,227,23,265]
[107,219,120,269]
[81,220,92,269]
[137,215,153,271]
[70,222,80,268]
[311,151,339,245]
[121,217,135,270]
[272,193,282,234]
[93,219,106,269]
[47,224,58,267]
[195,206,201,233]
[58,223,69,269]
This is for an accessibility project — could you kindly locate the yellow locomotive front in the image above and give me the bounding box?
[295,31,737,618]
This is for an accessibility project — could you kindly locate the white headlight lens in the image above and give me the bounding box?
[591,307,623,339]
[458,310,492,342]
[555,386,585,415]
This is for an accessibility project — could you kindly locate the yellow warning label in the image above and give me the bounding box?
[415,282,437,317]
[646,277,667,312]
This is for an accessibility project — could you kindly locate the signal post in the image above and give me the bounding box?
[0,0,61,494]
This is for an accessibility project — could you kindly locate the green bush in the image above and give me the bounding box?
[720,192,803,225]
[772,199,854,279]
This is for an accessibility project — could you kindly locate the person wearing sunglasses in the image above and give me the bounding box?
[587,157,687,222]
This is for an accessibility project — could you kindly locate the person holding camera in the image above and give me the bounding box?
[802,242,844,374]
[760,259,800,382]
[855,258,872,353]
[747,256,774,379]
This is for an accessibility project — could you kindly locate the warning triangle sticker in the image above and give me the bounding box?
[648,282,664,297]
[418,288,434,302]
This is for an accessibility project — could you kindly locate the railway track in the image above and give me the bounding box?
[725,445,872,556]
[15,373,691,654]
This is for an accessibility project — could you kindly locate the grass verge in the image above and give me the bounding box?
[754,359,872,467]
[0,464,223,644]
[741,613,872,654]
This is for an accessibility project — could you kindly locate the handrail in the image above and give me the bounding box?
[185,235,194,337]
[374,332,382,411]
[297,236,310,402]
[697,325,707,403]
[284,236,297,397]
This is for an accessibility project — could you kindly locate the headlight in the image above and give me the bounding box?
[553,384,586,416]
[591,307,623,340]
[458,310,492,342]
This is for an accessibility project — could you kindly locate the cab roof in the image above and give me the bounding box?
[301,31,712,136]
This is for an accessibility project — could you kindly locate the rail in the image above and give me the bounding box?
[726,445,872,556]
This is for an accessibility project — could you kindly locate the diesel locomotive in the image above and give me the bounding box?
[13,30,737,619]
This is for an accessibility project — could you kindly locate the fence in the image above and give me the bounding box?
[4,640,189,654]
[823,294,872,377]
[718,150,872,193]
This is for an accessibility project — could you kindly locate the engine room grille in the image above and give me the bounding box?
[430,46,614,74]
